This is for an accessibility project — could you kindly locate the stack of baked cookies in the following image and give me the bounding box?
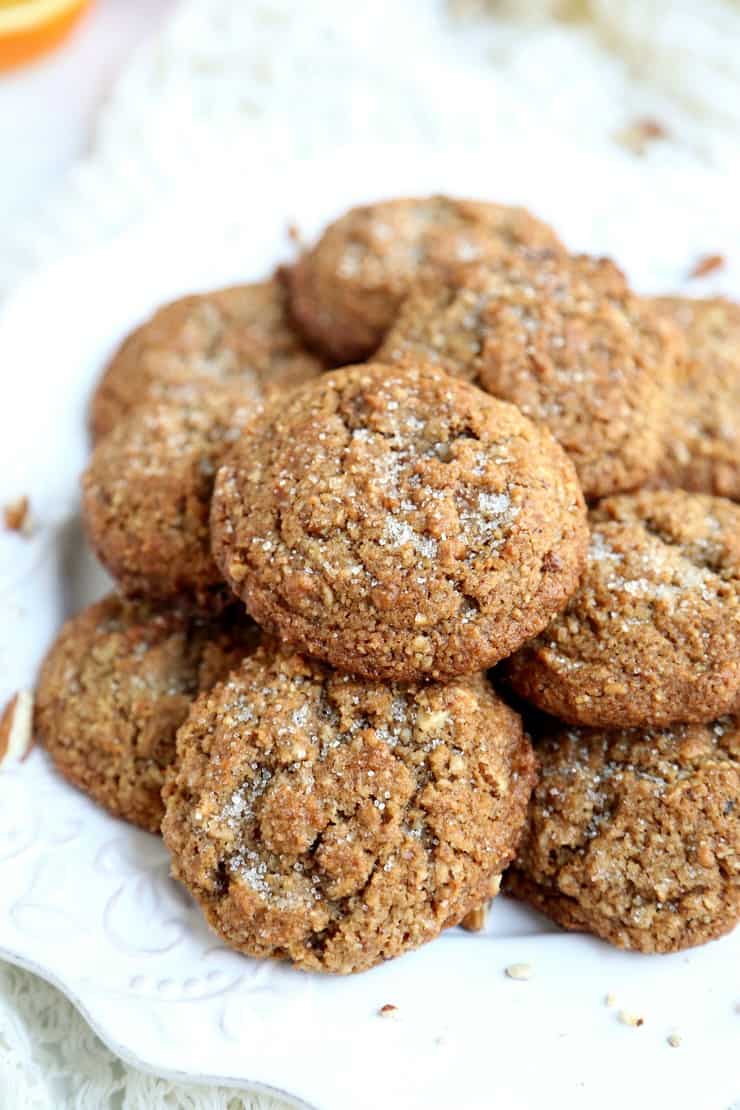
[35,197,740,973]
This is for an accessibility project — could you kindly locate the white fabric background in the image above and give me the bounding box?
[3,2,740,1106]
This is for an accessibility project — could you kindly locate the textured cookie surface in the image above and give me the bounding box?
[35,596,260,832]
[650,297,740,499]
[83,385,256,609]
[504,717,740,953]
[162,648,536,973]
[211,362,588,681]
[380,254,678,498]
[287,196,562,363]
[507,491,740,726]
[90,280,324,441]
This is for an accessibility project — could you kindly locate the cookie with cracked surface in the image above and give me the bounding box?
[286,196,563,364]
[649,297,740,499]
[211,362,588,681]
[506,490,740,726]
[379,254,679,498]
[162,647,536,973]
[504,717,740,953]
[90,280,324,441]
[83,384,256,609]
[35,595,260,833]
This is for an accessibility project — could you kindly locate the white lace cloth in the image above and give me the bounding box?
[3,2,740,1107]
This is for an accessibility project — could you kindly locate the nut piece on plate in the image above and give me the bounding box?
[162,647,537,973]
[506,490,740,727]
[82,383,257,610]
[504,716,740,953]
[90,279,324,442]
[380,254,680,499]
[285,195,563,363]
[211,362,588,682]
[34,595,260,832]
[0,691,34,768]
[648,297,740,500]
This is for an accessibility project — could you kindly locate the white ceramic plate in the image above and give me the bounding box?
[1,145,739,1110]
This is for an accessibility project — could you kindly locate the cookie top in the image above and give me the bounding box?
[504,717,740,953]
[162,647,536,973]
[650,297,740,499]
[211,362,588,681]
[286,196,563,363]
[90,280,324,441]
[83,385,255,609]
[379,255,678,498]
[35,596,260,832]
[506,490,740,726]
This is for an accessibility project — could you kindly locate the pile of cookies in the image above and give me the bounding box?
[34,196,739,973]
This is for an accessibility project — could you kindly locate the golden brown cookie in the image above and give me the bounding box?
[83,384,255,609]
[162,647,536,973]
[379,255,679,499]
[211,362,588,681]
[649,297,740,499]
[35,595,260,832]
[506,490,740,726]
[286,196,563,363]
[90,280,324,441]
[504,717,740,953]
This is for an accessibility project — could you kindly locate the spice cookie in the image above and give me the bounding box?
[504,717,740,953]
[506,490,740,726]
[286,196,563,363]
[35,595,260,832]
[211,362,588,681]
[649,297,740,499]
[83,385,255,609]
[90,280,324,441]
[379,254,679,499]
[162,647,536,973]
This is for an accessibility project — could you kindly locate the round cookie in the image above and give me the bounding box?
[211,362,588,681]
[506,490,740,726]
[83,384,255,609]
[90,280,324,441]
[649,296,740,499]
[504,717,740,953]
[379,254,679,498]
[286,196,563,363]
[35,595,260,832]
[162,647,537,973]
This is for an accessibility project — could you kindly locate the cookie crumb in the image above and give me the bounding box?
[4,496,31,536]
[667,1032,682,1048]
[378,1004,398,1017]
[689,253,725,279]
[618,1010,644,1028]
[615,117,668,155]
[287,222,304,247]
[505,962,533,981]
[460,905,487,932]
[605,992,617,1008]
[0,691,34,768]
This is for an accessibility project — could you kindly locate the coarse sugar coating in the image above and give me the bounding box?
[506,490,740,726]
[35,595,260,832]
[211,362,588,681]
[90,280,324,441]
[286,196,563,363]
[649,297,740,499]
[162,647,537,973]
[83,384,256,609]
[379,254,679,498]
[504,716,740,953]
